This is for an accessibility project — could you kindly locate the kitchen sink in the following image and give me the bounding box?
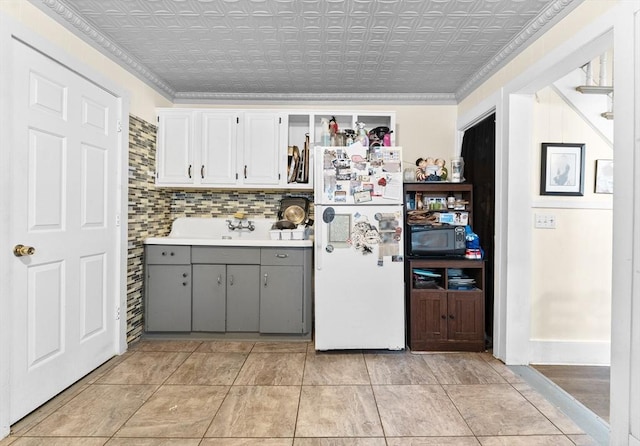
[144,217,313,247]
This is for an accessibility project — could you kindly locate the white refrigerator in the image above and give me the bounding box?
[314,145,405,350]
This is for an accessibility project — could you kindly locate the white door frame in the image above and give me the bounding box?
[458,2,639,443]
[610,5,640,445]
[0,13,130,438]
[457,4,618,365]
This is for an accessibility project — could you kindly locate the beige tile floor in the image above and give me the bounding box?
[2,340,600,446]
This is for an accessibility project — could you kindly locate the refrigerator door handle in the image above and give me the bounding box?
[315,213,322,271]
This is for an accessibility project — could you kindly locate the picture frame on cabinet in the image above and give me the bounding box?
[540,142,585,196]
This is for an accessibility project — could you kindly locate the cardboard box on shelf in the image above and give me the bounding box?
[438,211,468,226]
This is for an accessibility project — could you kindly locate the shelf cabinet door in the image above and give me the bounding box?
[192,264,227,332]
[447,292,484,341]
[156,111,194,185]
[145,264,192,332]
[260,265,303,333]
[241,112,281,186]
[410,291,448,342]
[226,264,260,332]
[200,111,239,186]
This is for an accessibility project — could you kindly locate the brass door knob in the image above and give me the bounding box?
[14,244,35,257]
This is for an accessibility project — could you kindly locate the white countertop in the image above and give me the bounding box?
[144,236,313,247]
[144,217,314,248]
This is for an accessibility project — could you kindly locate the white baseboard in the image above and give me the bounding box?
[529,340,610,365]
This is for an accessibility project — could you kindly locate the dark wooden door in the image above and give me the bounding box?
[411,291,447,343]
[448,292,484,341]
[461,113,496,344]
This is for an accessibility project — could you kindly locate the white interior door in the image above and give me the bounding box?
[9,40,119,423]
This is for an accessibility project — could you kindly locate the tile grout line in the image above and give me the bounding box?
[289,343,310,440]
[199,341,254,442]
[361,352,389,443]
[109,343,202,442]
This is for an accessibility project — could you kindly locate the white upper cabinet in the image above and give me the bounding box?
[155,108,395,190]
[200,111,239,186]
[240,112,282,186]
[156,108,281,189]
[156,111,194,185]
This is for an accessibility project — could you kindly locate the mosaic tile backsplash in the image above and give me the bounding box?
[126,115,314,343]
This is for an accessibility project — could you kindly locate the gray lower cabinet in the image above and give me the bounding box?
[260,248,311,334]
[191,264,226,332]
[225,264,260,332]
[191,247,261,333]
[192,263,260,332]
[145,244,311,335]
[145,246,191,332]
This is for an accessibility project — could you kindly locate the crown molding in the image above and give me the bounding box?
[455,0,583,101]
[172,91,457,105]
[33,0,175,99]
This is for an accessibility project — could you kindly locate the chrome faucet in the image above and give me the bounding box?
[226,219,255,231]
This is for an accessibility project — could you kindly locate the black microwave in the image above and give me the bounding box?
[409,225,466,257]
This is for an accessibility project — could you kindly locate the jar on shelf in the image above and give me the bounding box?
[451,157,465,182]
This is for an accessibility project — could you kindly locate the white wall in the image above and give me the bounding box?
[457,0,620,365]
[530,87,613,359]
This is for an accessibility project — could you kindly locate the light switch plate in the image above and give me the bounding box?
[535,213,556,229]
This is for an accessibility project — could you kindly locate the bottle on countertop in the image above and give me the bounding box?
[320,118,330,146]
[383,130,393,146]
[355,121,369,148]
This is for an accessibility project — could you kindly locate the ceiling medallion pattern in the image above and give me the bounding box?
[34,0,581,103]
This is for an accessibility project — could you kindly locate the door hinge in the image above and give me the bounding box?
[117,120,122,133]
[115,214,121,227]
[115,306,120,320]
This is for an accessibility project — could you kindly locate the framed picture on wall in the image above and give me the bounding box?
[540,143,585,196]
[594,159,613,194]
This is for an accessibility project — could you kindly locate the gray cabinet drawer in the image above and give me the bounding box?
[260,248,304,266]
[146,245,191,264]
[192,246,260,264]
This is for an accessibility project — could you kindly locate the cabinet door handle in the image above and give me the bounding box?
[449,315,455,319]
[244,165,247,179]
[182,272,188,278]
[188,164,192,179]
[264,273,268,287]
[217,275,222,285]
[229,275,234,286]
[275,254,288,258]
[182,282,188,286]
[200,165,205,179]
[441,315,447,320]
